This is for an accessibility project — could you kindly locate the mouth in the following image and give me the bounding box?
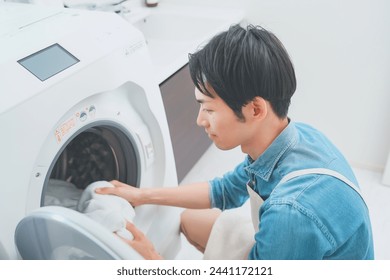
[205,130,216,139]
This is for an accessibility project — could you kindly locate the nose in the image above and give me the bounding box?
[196,108,208,128]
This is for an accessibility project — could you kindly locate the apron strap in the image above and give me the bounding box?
[278,168,367,207]
[249,168,367,232]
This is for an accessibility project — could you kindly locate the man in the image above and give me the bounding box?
[96,24,374,259]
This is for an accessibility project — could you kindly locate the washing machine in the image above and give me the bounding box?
[0,2,181,259]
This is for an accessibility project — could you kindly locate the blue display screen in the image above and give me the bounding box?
[18,43,79,81]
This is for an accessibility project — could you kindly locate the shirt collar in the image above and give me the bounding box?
[244,121,298,182]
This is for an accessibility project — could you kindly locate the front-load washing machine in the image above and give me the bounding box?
[0,2,181,259]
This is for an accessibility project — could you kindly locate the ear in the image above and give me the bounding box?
[250,97,267,120]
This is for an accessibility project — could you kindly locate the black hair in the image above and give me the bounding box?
[188,24,296,120]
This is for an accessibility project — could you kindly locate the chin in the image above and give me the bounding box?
[214,142,239,151]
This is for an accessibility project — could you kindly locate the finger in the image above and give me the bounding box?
[115,232,134,243]
[95,186,118,195]
[125,222,143,240]
[115,232,130,242]
[109,180,130,188]
[95,180,124,194]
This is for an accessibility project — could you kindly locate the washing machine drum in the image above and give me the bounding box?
[42,124,139,209]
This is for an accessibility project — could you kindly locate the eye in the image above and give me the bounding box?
[199,103,213,114]
[202,108,213,114]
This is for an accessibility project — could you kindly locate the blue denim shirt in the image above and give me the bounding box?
[209,122,374,259]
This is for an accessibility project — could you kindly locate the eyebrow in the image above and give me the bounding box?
[196,98,210,104]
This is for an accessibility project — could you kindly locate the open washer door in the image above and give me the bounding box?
[14,206,143,260]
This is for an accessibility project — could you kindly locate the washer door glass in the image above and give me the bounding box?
[14,206,142,260]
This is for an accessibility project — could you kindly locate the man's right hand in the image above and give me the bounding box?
[95,180,143,206]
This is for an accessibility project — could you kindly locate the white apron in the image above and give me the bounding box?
[203,168,365,260]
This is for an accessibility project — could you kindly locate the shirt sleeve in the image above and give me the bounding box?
[249,202,334,260]
[209,159,250,210]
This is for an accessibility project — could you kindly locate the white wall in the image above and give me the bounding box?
[163,0,390,170]
[242,0,390,170]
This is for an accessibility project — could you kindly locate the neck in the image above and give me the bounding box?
[242,116,289,160]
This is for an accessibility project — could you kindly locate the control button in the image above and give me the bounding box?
[79,111,87,122]
[89,105,96,117]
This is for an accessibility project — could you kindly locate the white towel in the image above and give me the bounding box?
[44,179,83,210]
[77,181,135,240]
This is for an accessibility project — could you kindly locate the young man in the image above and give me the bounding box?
[96,24,374,259]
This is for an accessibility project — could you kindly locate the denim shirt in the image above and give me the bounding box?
[209,122,374,259]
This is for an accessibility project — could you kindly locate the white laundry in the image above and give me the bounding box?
[44,179,83,210]
[77,181,136,240]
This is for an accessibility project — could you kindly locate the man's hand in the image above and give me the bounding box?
[95,180,143,206]
[119,222,163,260]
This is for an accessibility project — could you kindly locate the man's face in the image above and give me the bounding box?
[195,87,253,151]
